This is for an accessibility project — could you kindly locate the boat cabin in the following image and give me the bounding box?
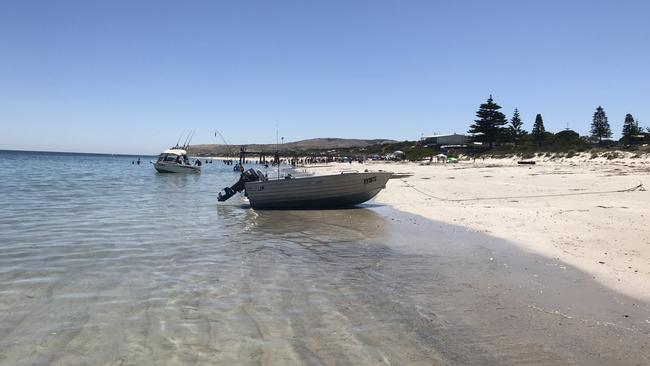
[157,149,190,165]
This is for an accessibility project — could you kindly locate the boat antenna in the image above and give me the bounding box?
[181,131,190,148]
[175,133,183,148]
[214,129,234,156]
[185,129,196,149]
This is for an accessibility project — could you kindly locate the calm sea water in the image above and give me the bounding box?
[1,150,647,365]
[0,150,403,365]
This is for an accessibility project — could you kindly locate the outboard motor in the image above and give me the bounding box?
[217,168,263,202]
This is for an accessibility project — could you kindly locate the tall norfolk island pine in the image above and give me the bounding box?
[532,114,545,146]
[591,106,612,143]
[468,95,508,147]
[622,113,639,144]
[509,108,527,141]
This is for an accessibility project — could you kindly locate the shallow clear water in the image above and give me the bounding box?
[0,151,402,365]
[1,150,648,365]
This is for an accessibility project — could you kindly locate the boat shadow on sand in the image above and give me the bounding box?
[214,199,650,366]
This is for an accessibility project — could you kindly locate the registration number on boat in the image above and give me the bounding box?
[363,176,377,184]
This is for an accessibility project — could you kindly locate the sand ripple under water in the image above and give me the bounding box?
[0,151,648,365]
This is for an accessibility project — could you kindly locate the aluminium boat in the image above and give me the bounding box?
[217,169,391,209]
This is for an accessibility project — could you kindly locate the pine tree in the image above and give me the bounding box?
[590,106,612,143]
[621,113,639,145]
[468,95,508,147]
[532,114,545,147]
[508,108,527,141]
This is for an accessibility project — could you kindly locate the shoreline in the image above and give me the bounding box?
[2,152,649,364]
[364,204,650,365]
[303,156,650,302]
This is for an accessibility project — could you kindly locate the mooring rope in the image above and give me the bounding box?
[399,178,645,202]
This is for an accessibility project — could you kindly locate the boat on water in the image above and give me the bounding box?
[153,148,201,173]
[217,169,392,209]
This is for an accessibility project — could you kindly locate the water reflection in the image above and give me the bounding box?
[243,207,387,238]
[152,171,202,191]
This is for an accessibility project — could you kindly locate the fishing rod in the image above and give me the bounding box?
[214,129,234,156]
[184,129,196,149]
[181,131,190,148]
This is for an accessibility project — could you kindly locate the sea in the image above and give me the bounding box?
[0,150,647,365]
[0,150,418,365]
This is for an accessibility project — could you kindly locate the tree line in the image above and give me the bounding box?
[468,95,648,148]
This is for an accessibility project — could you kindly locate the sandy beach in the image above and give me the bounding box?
[305,152,650,302]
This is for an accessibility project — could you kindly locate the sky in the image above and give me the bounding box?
[1,0,648,154]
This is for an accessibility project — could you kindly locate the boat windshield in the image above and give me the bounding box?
[157,150,191,164]
[157,153,183,163]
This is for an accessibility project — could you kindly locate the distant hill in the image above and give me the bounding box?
[188,138,397,156]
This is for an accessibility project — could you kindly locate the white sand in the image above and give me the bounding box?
[305,152,650,301]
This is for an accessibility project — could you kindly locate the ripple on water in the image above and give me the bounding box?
[1,151,648,365]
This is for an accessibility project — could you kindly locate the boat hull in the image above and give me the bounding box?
[244,171,391,209]
[154,162,201,174]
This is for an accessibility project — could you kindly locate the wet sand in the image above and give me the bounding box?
[306,157,650,302]
[1,204,648,365]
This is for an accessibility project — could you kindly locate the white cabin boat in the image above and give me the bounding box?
[218,169,391,209]
[154,149,201,174]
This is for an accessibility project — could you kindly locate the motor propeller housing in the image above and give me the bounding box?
[217,168,265,202]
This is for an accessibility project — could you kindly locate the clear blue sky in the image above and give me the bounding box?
[1,0,648,154]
